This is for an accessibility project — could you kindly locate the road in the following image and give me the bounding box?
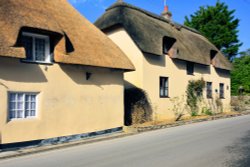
[1,115,250,167]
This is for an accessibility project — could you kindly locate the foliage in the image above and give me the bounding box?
[184,1,242,61]
[201,107,213,116]
[231,96,247,112]
[231,49,250,95]
[186,79,205,116]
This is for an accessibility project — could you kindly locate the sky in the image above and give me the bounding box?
[69,0,250,52]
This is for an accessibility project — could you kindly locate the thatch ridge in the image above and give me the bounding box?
[107,1,201,35]
[0,0,135,71]
[95,1,232,70]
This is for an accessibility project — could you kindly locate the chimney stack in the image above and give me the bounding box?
[161,0,172,21]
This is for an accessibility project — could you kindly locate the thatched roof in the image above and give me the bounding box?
[0,0,134,71]
[95,1,232,70]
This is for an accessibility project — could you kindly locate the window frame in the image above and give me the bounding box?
[219,83,225,99]
[8,92,38,120]
[160,77,169,98]
[22,32,51,64]
[186,61,194,75]
[206,82,213,99]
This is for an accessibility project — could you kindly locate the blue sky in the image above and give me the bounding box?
[69,0,250,52]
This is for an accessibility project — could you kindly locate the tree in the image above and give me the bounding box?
[184,1,242,61]
[231,49,250,95]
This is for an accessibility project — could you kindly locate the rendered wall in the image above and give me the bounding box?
[107,27,231,121]
[0,57,124,144]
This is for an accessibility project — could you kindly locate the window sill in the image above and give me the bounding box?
[21,60,54,65]
[9,117,37,121]
[160,96,170,98]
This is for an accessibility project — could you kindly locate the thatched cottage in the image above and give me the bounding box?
[95,1,232,123]
[0,0,134,147]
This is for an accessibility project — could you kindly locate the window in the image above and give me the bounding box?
[9,93,37,120]
[22,32,51,63]
[186,62,194,75]
[206,82,212,99]
[160,77,169,97]
[219,83,224,98]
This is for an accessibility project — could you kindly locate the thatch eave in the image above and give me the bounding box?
[0,0,135,71]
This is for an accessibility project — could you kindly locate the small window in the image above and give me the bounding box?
[9,92,37,120]
[22,32,51,63]
[206,82,212,99]
[219,83,224,99]
[160,77,169,97]
[186,62,194,75]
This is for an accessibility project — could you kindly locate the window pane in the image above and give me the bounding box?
[30,110,36,117]
[9,102,16,110]
[25,102,30,110]
[35,38,46,61]
[17,94,23,101]
[17,110,23,118]
[22,36,33,60]
[9,94,16,102]
[25,95,30,102]
[31,102,36,110]
[31,95,36,102]
[164,89,168,96]
[9,110,16,119]
[17,102,23,110]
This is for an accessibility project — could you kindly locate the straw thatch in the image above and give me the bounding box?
[0,0,134,71]
[95,1,232,70]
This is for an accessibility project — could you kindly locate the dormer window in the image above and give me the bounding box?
[163,37,176,54]
[22,32,51,63]
[210,50,217,64]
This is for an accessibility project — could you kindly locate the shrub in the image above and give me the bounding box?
[202,107,213,116]
[186,78,205,116]
[124,88,152,125]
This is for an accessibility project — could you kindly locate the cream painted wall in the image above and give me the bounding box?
[107,27,231,121]
[106,29,143,88]
[0,57,124,144]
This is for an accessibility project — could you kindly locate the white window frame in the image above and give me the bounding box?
[22,32,51,63]
[160,77,169,98]
[8,92,38,120]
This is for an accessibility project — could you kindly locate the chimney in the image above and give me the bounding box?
[161,0,172,21]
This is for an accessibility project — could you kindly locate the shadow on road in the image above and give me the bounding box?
[225,130,250,167]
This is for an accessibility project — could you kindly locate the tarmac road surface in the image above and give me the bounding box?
[1,115,250,167]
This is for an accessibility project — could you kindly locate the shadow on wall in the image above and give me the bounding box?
[172,58,211,75]
[0,57,48,83]
[144,52,166,67]
[59,64,122,87]
[215,68,230,78]
[124,81,153,126]
[172,59,186,71]
[195,63,210,74]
